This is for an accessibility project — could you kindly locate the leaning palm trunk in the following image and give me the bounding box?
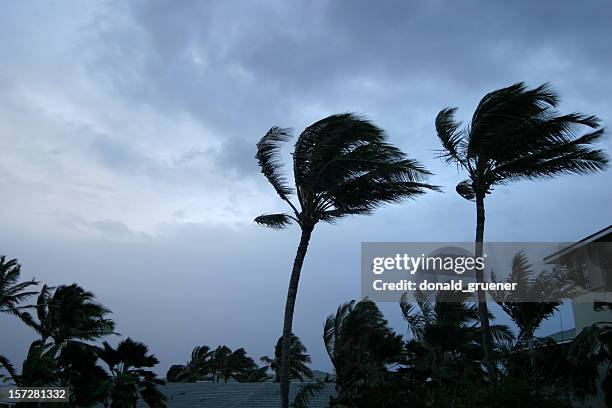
[475,192,496,382]
[280,227,312,407]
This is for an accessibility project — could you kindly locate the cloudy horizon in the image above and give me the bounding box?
[1,0,611,374]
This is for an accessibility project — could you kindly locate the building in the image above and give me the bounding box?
[134,382,336,408]
[544,225,612,337]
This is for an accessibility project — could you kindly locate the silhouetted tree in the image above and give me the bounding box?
[490,251,577,370]
[261,333,313,382]
[97,338,166,408]
[435,82,608,380]
[19,284,115,346]
[401,291,512,402]
[165,345,213,382]
[324,298,404,407]
[255,113,438,407]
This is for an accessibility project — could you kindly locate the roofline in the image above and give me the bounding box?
[543,224,612,263]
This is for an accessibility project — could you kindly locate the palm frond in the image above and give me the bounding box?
[256,126,294,199]
[254,213,294,229]
[0,354,19,385]
[291,380,325,408]
[493,128,608,182]
[435,107,467,166]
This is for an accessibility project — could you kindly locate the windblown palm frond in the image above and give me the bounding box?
[291,380,325,408]
[0,256,39,315]
[255,126,294,199]
[0,354,19,384]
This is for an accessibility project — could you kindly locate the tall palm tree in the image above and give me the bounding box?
[255,113,437,407]
[261,333,313,382]
[0,255,38,315]
[435,82,609,379]
[97,338,166,408]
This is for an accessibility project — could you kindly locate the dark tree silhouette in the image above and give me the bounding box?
[435,82,608,380]
[97,338,166,408]
[261,333,313,382]
[324,298,404,407]
[19,284,115,345]
[1,283,116,392]
[0,256,39,385]
[255,113,438,407]
[401,290,513,398]
[490,251,577,370]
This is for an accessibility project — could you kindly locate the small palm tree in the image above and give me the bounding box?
[490,251,577,369]
[401,291,513,390]
[0,255,38,315]
[324,298,403,407]
[261,333,313,382]
[435,82,609,379]
[0,256,39,385]
[97,338,166,408]
[166,345,213,382]
[255,113,438,407]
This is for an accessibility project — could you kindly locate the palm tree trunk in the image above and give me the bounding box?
[280,226,313,408]
[475,192,496,384]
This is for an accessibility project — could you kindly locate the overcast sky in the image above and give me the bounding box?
[1,0,611,375]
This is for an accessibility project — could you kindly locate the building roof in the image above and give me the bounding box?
[543,224,612,264]
[136,382,335,408]
[546,328,577,344]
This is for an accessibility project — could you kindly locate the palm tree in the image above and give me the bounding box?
[206,345,259,383]
[490,251,577,370]
[261,333,313,382]
[166,345,213,382]
[19,284,115,346]
[97,338,166,408]
[0,255,38,315]
[0,256,39,386]
[57,341,110,406]
[255,113,438,407]
[324,298,403,406]
[400,291,513,395]
[435,82,609,379]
